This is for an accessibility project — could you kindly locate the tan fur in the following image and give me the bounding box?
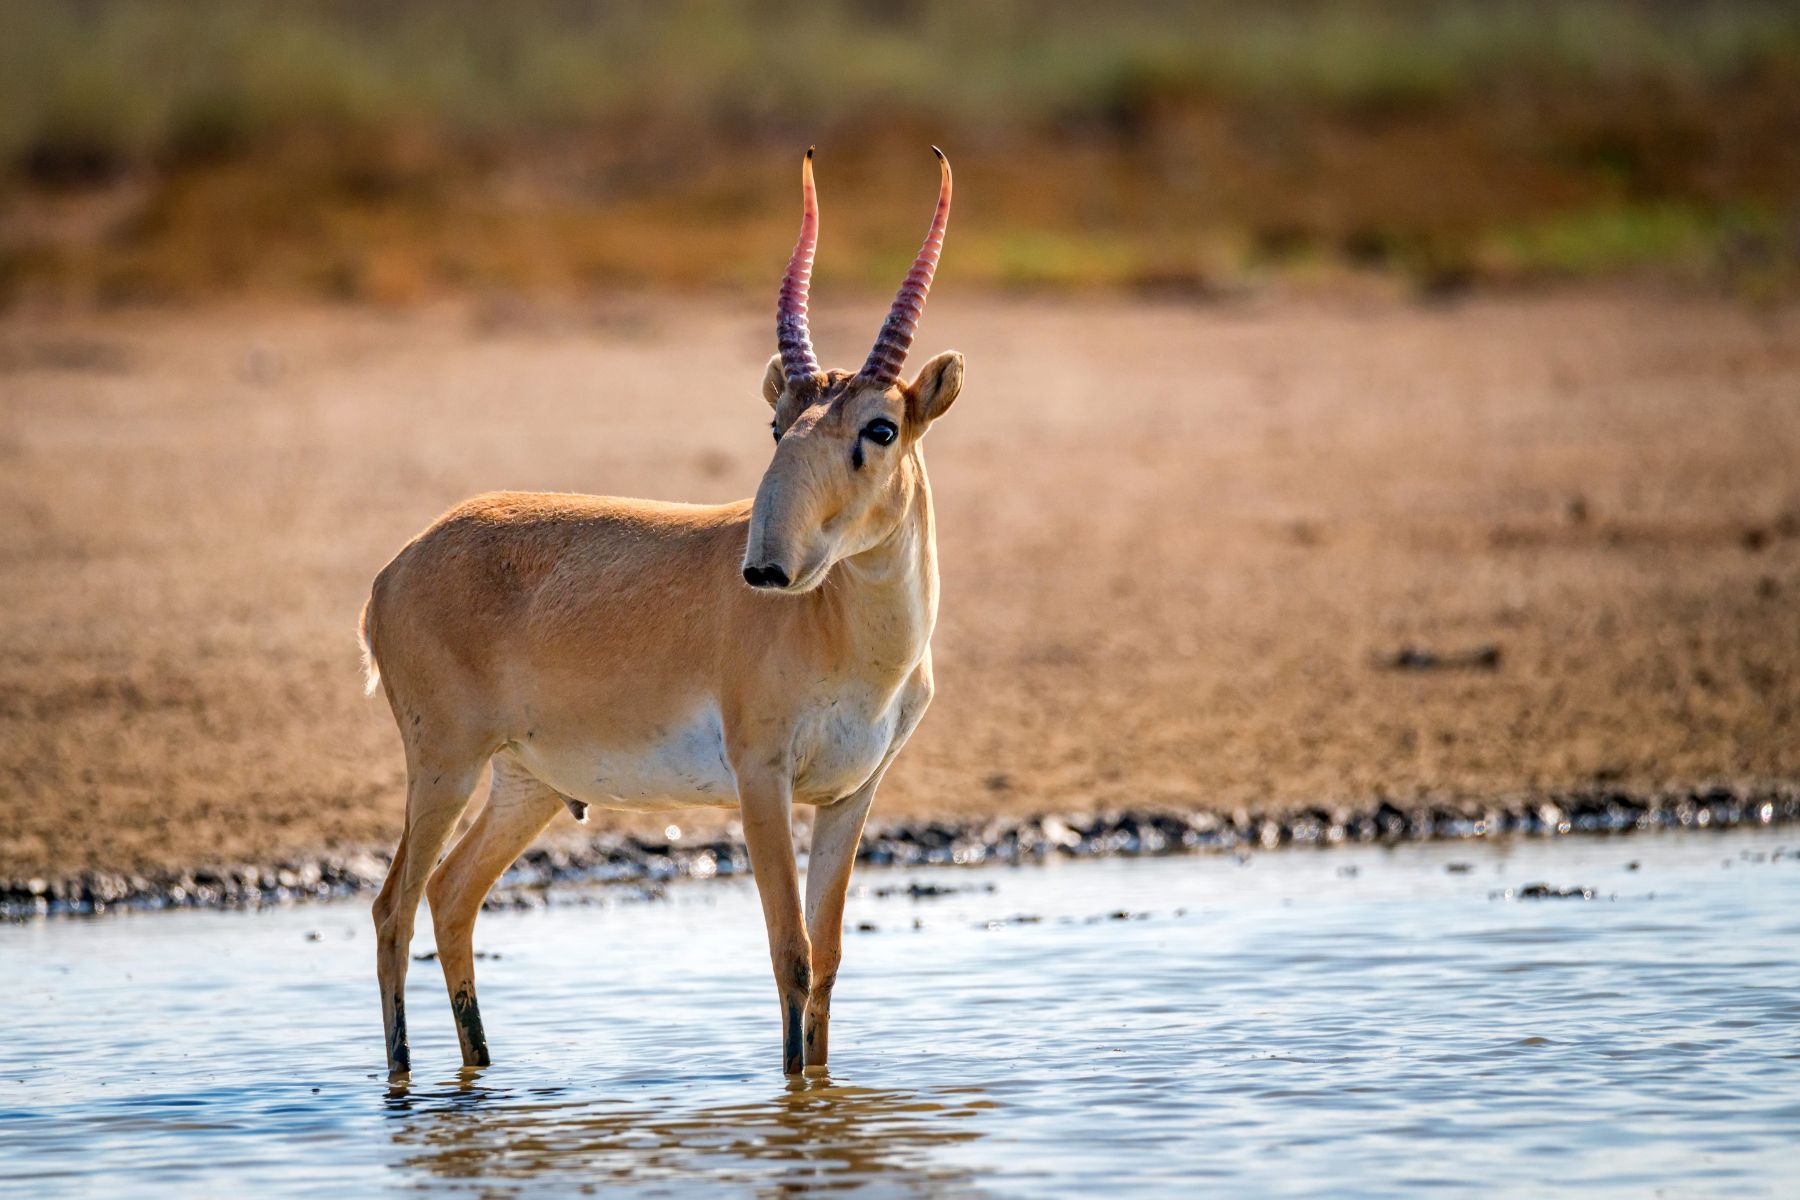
[365,349,965,1081]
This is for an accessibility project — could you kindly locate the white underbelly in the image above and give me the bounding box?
[506,683,918,813]
[511,702,739,812]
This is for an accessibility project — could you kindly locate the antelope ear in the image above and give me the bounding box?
[762,354,787,408]
[906,350,964,428]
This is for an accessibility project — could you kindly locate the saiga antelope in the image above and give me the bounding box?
[360,147,961,1081]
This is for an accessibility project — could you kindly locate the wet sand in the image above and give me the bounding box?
[2,288,1797,890]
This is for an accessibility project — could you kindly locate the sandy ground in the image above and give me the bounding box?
[2,288,1797,878]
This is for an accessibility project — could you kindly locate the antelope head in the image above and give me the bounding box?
[742,148,964,594]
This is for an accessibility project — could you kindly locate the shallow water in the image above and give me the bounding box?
[5,828,1798,1198]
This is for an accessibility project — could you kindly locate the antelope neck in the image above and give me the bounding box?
[819,451,937,676]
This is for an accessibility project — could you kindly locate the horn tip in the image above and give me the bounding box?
[931,145,945,161]
[806,145,815,159]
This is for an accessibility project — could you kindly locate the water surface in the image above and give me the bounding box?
[5,828,1798,1197]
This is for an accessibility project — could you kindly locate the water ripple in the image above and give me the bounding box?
[3,828,1797,1196]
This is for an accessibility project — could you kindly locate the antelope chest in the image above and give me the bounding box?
[787,684,914,804]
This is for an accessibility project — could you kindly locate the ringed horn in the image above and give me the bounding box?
[775,147,822,382]
[860,146,953,386]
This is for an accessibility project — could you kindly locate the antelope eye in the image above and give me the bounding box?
[771,421,781,443]
[861,418,898,446]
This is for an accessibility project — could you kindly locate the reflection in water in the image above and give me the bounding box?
[385,1070,994,1196]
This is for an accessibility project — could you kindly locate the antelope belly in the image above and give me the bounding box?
[513,703,739,812]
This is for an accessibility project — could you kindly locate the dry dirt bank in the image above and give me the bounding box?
[2,289,1797,881]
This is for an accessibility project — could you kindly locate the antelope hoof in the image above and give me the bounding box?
[451,986,491,1067]
[804,1007,831,1069]
[385,995,412,1079]
[782,997,805,1075]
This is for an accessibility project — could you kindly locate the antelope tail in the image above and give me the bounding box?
[358,598,382,697]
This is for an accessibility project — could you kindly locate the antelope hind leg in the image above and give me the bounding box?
[374,753,485,1082]
[425,758,564,1068]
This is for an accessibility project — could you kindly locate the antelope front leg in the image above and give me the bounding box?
[802,773,881,1070]
[738,770,811,1075]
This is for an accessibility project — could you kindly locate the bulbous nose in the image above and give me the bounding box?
[742,563,791,590]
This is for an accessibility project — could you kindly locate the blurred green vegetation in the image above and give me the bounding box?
[2,0,1797,304]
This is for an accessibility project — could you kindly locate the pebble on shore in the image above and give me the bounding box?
[3,785,1794,920]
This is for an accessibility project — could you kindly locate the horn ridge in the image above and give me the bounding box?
[776,146,821,381]
[860,147,952,385]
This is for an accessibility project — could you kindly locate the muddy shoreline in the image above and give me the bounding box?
[5,786,1794,921]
